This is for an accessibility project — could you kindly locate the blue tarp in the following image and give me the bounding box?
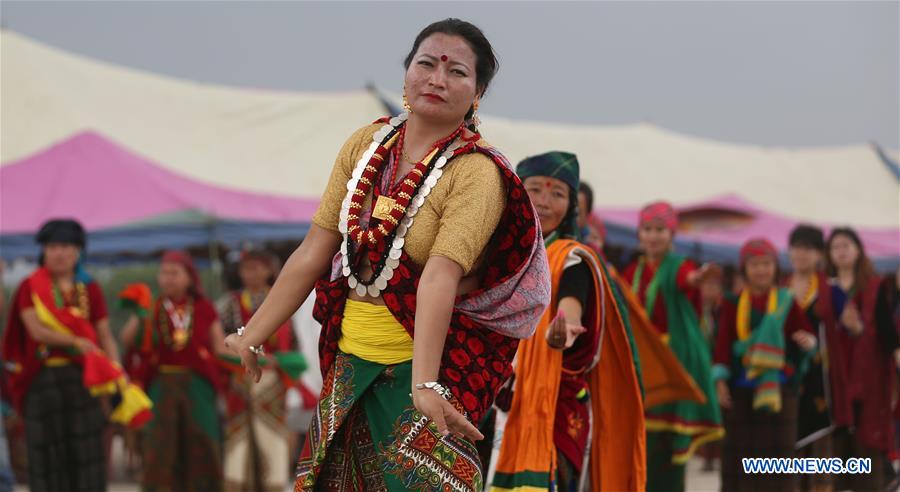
[0,220,309,261]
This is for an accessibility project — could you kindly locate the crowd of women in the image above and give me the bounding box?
[1,17,897,492]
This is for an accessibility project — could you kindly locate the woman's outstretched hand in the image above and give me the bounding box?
[224,333,262,383]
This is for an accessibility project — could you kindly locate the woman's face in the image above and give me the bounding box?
[745,255,777,291]
[638,221,673,258]
[158,262,192,299]
[404,33,479,125]
[829,234,860,271]
[42,243,80,275]
[788,245,822,274]
[239,259,272,290]
[524,176,570,235]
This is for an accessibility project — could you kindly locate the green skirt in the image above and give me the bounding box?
[142,371,223,491]
[295,351,483,491]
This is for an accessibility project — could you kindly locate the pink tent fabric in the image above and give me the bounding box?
[2,130,896,261]
[599,194,898,258]
[1,131,320,234]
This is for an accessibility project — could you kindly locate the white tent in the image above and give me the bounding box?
[2,30,897,259]
[477,117,899,230]
[1,30,386,199]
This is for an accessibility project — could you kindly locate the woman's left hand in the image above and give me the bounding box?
[545,311,586,350]
[224,333,262,383]
[688,263,723,286]
[791,331,817,352]
[412,388,484,441]
[840,305,864,336]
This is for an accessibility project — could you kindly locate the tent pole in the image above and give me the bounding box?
[207,217,225,299]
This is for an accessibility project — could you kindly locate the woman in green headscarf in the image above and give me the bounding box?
[491,151,645,492]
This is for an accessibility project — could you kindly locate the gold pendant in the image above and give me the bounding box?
[172,329,188,349]
[373,196,396,221]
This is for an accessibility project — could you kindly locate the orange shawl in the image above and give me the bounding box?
[492,240,646,491]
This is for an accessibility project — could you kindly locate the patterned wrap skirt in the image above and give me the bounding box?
[295,351,483,491]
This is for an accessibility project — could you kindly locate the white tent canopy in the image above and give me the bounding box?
[3,30,898,233]
[477,117,899,229]
[1,30,385,200]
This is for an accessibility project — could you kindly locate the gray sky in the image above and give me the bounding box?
[2,1,898,149]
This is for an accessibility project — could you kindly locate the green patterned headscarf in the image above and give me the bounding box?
[516,151,580,192]
[516,151,581,238]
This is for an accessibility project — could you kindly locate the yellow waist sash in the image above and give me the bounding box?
[159,365,190,374]
[338,299,413,365]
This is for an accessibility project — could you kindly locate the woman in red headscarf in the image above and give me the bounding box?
[120,250,227,491]
[713,239,816,492]
[621,201,723,492]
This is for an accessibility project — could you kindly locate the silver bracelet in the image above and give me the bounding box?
[414,381,451,400]
[236,326,265,356]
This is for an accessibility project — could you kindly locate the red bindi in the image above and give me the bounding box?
[440,55,448,62]
[545,180,553,188]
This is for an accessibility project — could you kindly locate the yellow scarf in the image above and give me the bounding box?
[736,288,778,341]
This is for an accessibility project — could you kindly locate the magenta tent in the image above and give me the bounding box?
[2,131,320,233]
[0,131,327,258]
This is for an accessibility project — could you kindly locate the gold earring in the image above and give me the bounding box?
[469,99,481,127]
[402,91,412,113]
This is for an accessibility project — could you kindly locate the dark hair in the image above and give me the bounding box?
[555,188,580,240]
[788,224,825,251]
[825,227,876,287]
[578,182,594,212]
[404,18,499,125]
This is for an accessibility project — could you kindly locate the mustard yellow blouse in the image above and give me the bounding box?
[312,123,507,275]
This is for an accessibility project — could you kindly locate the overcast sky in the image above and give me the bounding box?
[2,1,898,149]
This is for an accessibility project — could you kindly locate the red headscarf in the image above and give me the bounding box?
[639,201,678,232]
[161,250,204,297]
[739,238,778,266]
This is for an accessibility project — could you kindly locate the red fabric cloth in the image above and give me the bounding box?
[13,278,107,361]
[15,277,108,321]
[131,296,222,392]
[818,277,895,452]
[713,293,813,369]
[622,258,700,334]
[1,269,108,410]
